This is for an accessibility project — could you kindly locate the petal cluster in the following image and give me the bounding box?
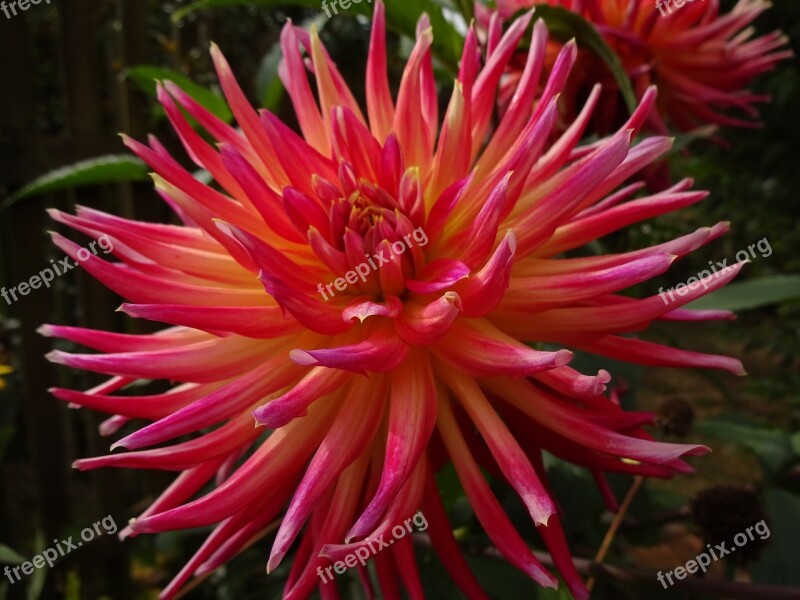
[45,3,745,598]
[492,0,792,131]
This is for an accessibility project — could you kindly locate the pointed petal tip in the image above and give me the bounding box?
[45,350,66,365]
[289,349,318,366]
[252,404,302,430]
[554,350,572,367]
[716,221,732,233]
[689,444,712,457]
[266,552,284,574]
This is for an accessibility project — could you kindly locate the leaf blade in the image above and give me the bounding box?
[126,65,233,123]
[687,276,800,312]
[4,155,150,208]
[529,6,638,114]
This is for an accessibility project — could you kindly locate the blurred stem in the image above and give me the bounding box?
[586,475,644,593]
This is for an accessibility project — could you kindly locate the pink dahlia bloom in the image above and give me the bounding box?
[44,3,745,598]
[490,0,792,132]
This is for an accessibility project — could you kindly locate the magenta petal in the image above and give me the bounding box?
[252,367,351,429]
[288,325,409,375]
[396,293,462,345]
[405,259,470,294]
[346,353,436,541]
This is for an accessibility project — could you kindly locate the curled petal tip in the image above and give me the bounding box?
[533,508,556,528]
[443,291,463,310]
[36,324,53,337]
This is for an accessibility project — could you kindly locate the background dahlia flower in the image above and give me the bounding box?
[490,0,792,133]
[43,2,746,598]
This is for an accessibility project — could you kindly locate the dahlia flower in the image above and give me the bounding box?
[490,0,791,132]
[0,365,10,391]
[43,3,746,598]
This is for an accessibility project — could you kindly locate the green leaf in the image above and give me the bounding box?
[3,155,150,208]
[0,544,25,565]
[256,41,287,111]
[466,556,541,599]
[669,124,717,154]
[451,0,474,23]
[752,489,800,585]
[26,567,46,600]
[694,416,798,476]
[25,532,46,600]
[528,5,638,114]
[542,452,607,545]
[171,0,465,71]
[378,0,465,71]
[687,275,800,312]
[126,65,233,123]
